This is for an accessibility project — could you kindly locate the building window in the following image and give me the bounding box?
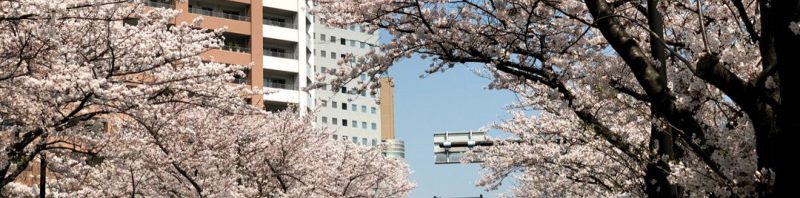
[361,122,367,129]
[360,41,366,49]
[332,118,338,125]
[321,67,327,73]
[332,101,338,108]
[340,87,347,93]
[372,139,377,146]
[265,78,287,89]
[361,105,366,112]
[349,40,355,47]
[321,116,328,124]
[330,36,336,43]
[360,91,366,96]
[320,50,326,58]
[352,137,358,144]
[342,119,348,126]
[320,34,326,41]
[341,54,346,59]
[352,120,357,128]
[371,107,377,114]
[343,136,348,141]
[264,15,287,27]
[351,104,357,111]
[321,100,328,107]
[350,25,356,31]
[265,47,288,58]
[371,123,377,130]
[362,138,367,145]
[340,38,346,45]
[330,52,336,59]
[332,134,337,140]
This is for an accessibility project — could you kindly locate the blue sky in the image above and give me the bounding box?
[386,56,517,198]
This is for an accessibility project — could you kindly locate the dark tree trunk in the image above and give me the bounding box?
[771,0,800,196]
[644,0,678,197]
[752,1,782,195]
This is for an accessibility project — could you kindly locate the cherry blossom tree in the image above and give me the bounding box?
[1,0,413,197]
[0,0,245,191]
[28,107,413,197]
[312,0,798,197]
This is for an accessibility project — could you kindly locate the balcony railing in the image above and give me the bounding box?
[222,45,250,53]
[264,81,298,90]
[263,50,297,59]
[263,18,297,29]
[145,0,175,8]
[189,7,250,21]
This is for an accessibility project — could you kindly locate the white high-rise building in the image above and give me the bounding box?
[312,23,383,146]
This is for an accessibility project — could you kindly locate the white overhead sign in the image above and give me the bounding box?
[433,131,492,164]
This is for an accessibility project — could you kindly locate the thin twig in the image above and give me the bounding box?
[697,0,711,52]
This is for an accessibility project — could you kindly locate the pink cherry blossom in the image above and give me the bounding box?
[1,1,413,197]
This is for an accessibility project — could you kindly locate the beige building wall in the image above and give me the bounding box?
[175,0,264,106]
[379,77,395,140]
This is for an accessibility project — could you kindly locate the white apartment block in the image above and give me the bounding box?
[260,0,315,112]
[179,0,387,146]
[183,0,317,112]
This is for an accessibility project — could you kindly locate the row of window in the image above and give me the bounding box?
[317,67,368,81]
[320,116,378,130]
[316,84,374,98]
[317,34,376,51]
[320,100,377,113]
[333,134,377,146]
[317,50,349,60]
[347,24,374,34]
[313,68,373,97]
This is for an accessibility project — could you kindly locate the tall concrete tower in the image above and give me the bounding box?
[379,77,405,159]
